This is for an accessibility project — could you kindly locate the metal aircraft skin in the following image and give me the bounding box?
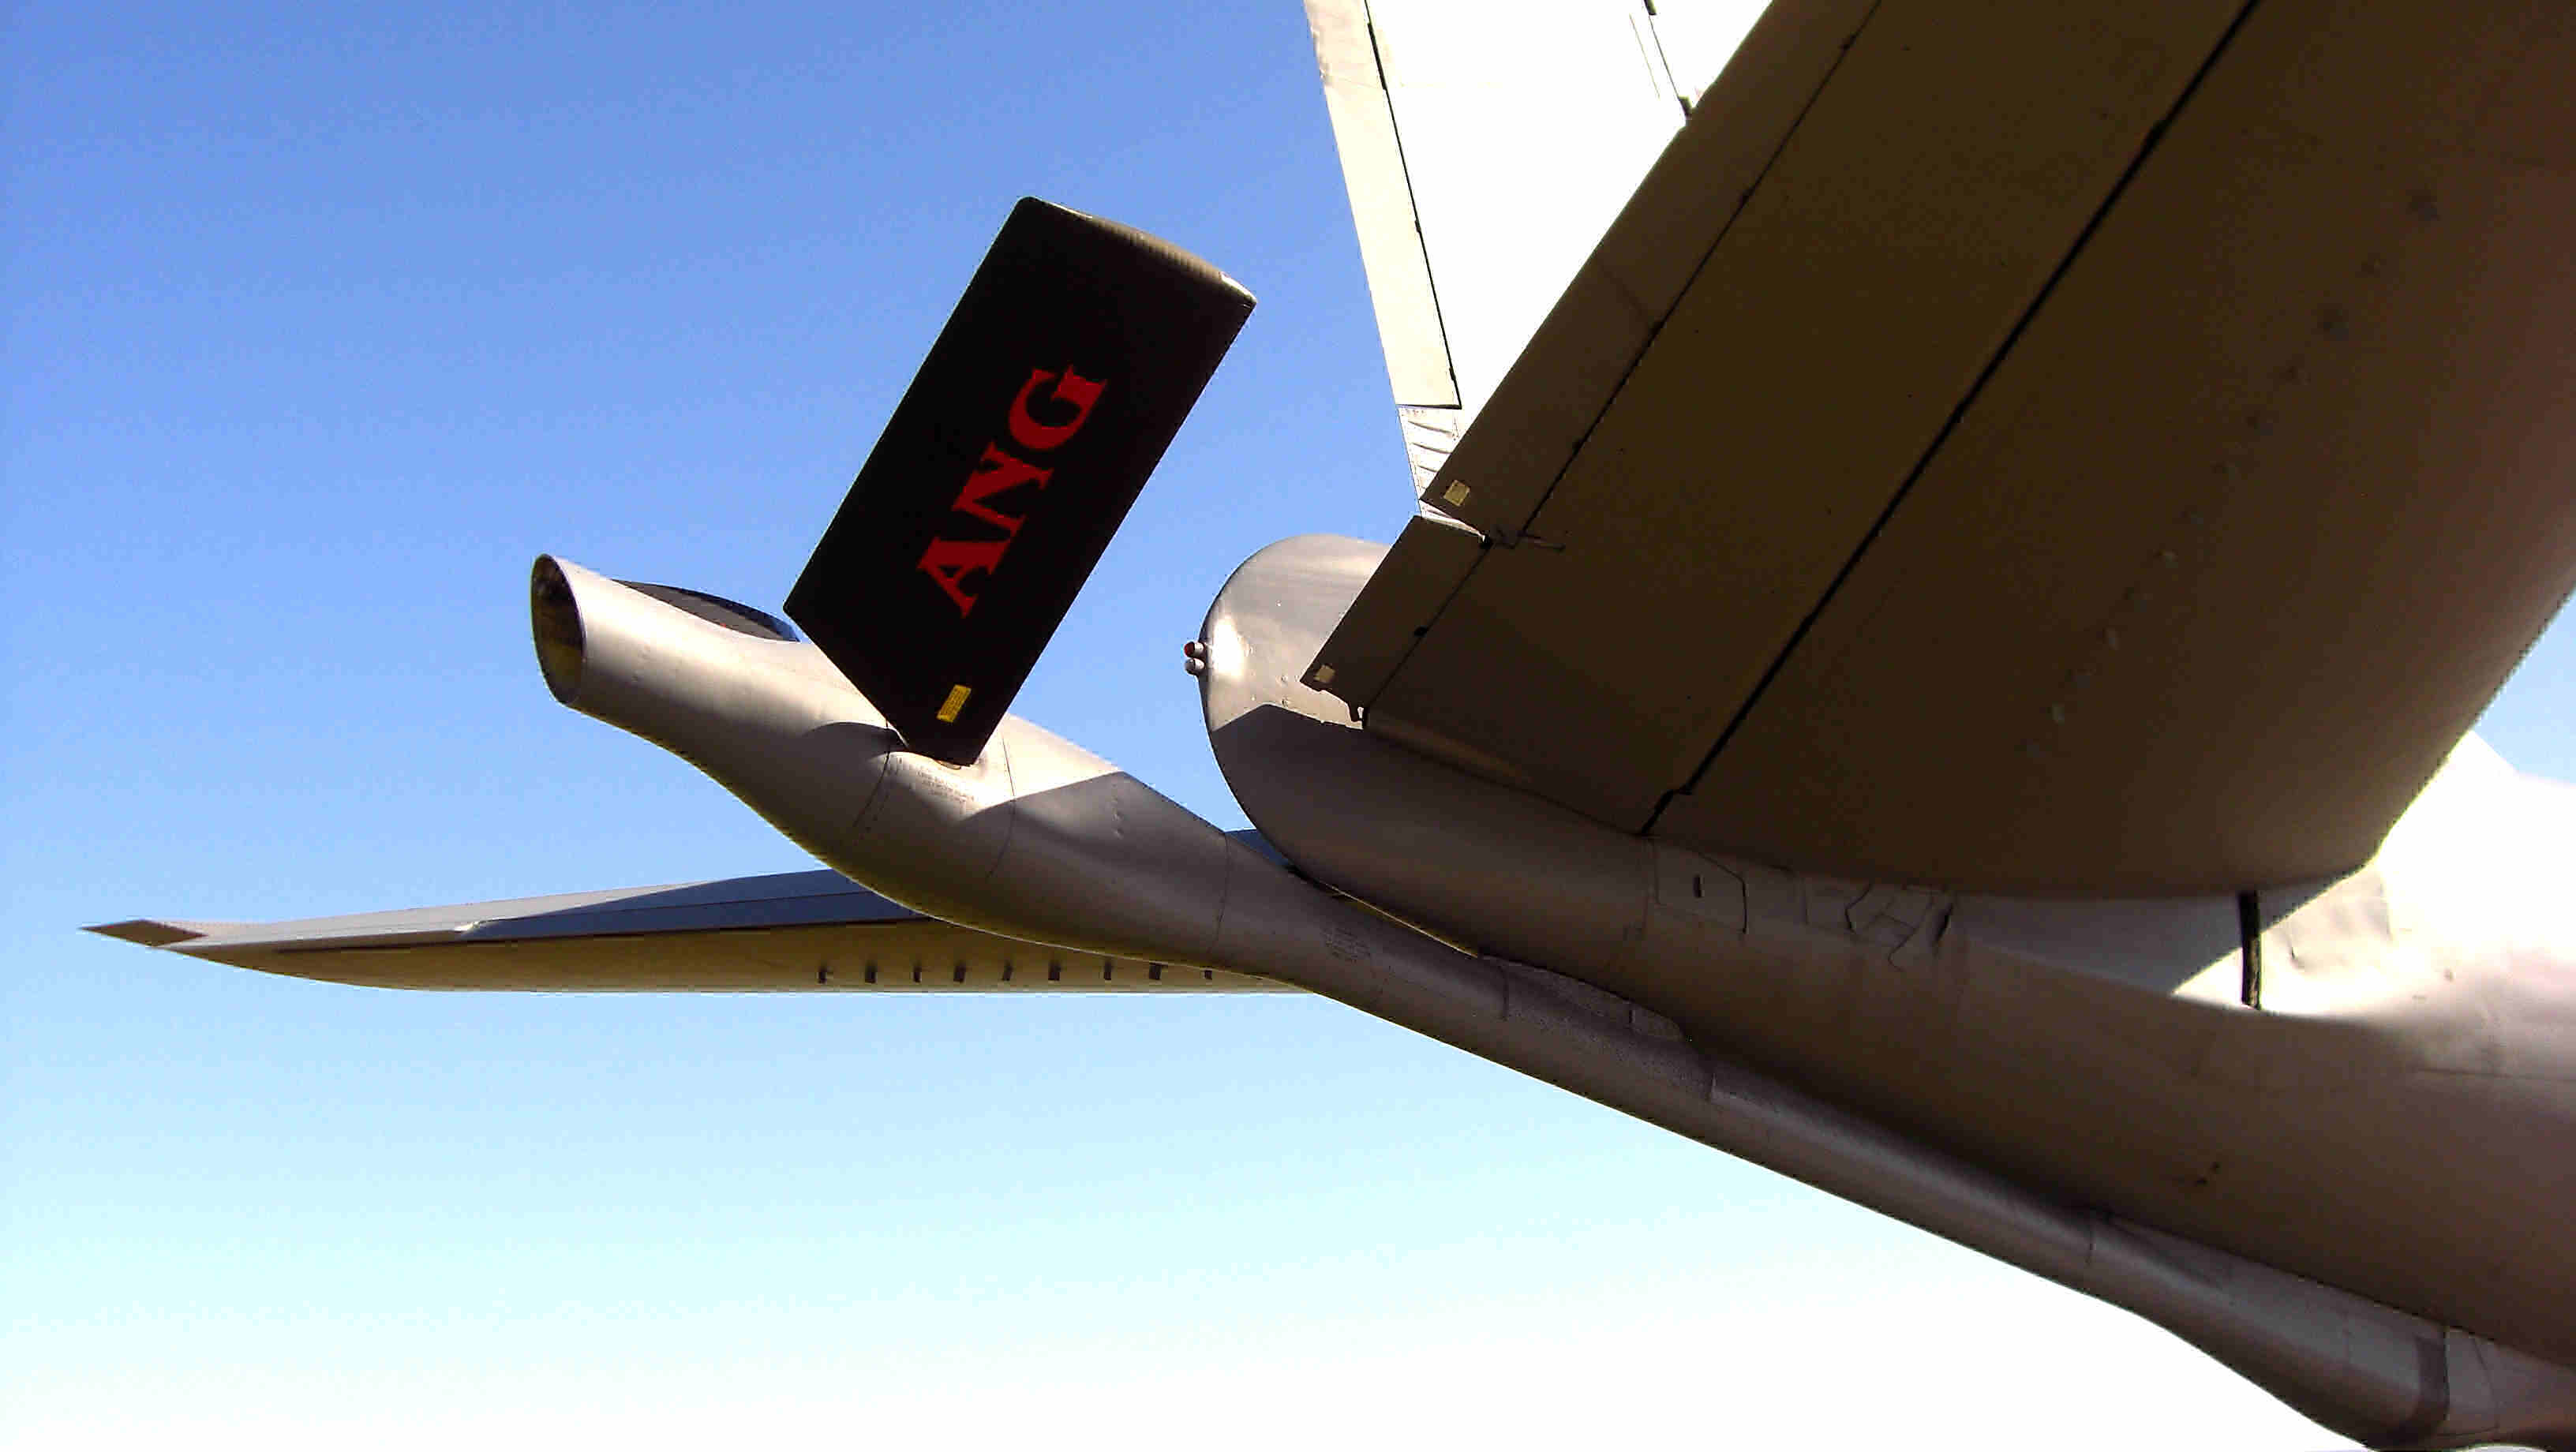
[92,1,2576,1446]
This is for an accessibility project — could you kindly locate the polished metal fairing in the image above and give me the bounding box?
[507,544,2576,1450]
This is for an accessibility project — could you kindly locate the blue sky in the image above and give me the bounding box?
[7,2,2571,1446]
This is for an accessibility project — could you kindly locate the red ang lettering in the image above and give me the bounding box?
[950,443,1051,535]
[915,446,1050,614]
[912,365,1110,617]
[1006,367,1106,451]
[916,536,1009,617]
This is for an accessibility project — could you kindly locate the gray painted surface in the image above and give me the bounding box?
[1307,0,2576,897]
[92,543,2576,1445]
[1205,535,2576,1449]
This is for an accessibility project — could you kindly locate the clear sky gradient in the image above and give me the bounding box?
[8,2,2571,1447]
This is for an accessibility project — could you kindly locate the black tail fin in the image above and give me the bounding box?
[785,198,1254,764]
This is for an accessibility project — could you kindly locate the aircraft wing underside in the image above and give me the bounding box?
[1302,0,1758,499]
[1305,0,2576,895]
[90,837,1297,993]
